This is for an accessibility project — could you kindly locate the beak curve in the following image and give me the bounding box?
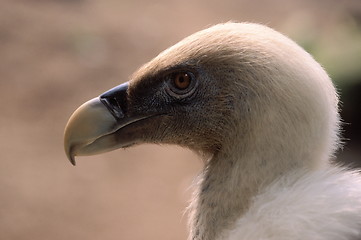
[64,82,133,165]
[64,81,168,165]
[64,97,118,165]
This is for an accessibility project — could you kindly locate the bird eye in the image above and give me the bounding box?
[165,71,197,99]
[173,73,191,90]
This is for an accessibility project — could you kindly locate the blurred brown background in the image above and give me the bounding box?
[1,0,361,239]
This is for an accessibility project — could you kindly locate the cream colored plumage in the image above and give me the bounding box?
[64,23,361,240]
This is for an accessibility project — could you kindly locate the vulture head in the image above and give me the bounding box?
[64,23,343,239]
[64,23,339,166]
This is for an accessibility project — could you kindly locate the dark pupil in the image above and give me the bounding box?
[175,73,189,89]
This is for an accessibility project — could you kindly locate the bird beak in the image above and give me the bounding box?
[64,82,148,165]
[64,97,117,165]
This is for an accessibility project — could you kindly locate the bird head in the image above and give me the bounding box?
[64,23,339,166]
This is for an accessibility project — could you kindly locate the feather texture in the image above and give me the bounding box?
[226,167,361,240]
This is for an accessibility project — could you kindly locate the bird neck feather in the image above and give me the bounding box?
[188,136,317,240]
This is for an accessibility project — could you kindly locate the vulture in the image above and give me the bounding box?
[64,23,361,240]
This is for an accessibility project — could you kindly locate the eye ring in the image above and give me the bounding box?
[165,71,198,99]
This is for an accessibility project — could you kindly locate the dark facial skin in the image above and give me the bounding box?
[99,61,240,155]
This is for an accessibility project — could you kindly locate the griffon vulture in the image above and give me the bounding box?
[64,23,361,240]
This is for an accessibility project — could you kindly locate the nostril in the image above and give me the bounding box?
[100,96,125,119]
[109,97,120,109]
[99,82,129,120]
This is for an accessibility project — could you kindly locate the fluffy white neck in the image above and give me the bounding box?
[188,138,311,240]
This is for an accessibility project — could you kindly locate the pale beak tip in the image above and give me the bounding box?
[65,147,77,166]
[69,156,76,166]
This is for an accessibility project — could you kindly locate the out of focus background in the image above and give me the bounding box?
[1,0,361,239]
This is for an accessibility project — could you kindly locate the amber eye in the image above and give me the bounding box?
[165,71,197,98]
[173,73,191,90]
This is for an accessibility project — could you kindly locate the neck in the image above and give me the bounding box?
[188,140,307,240]
[187,92,334,240]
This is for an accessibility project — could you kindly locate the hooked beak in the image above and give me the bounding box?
[64,82,140,165]
[64,97,117,165]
